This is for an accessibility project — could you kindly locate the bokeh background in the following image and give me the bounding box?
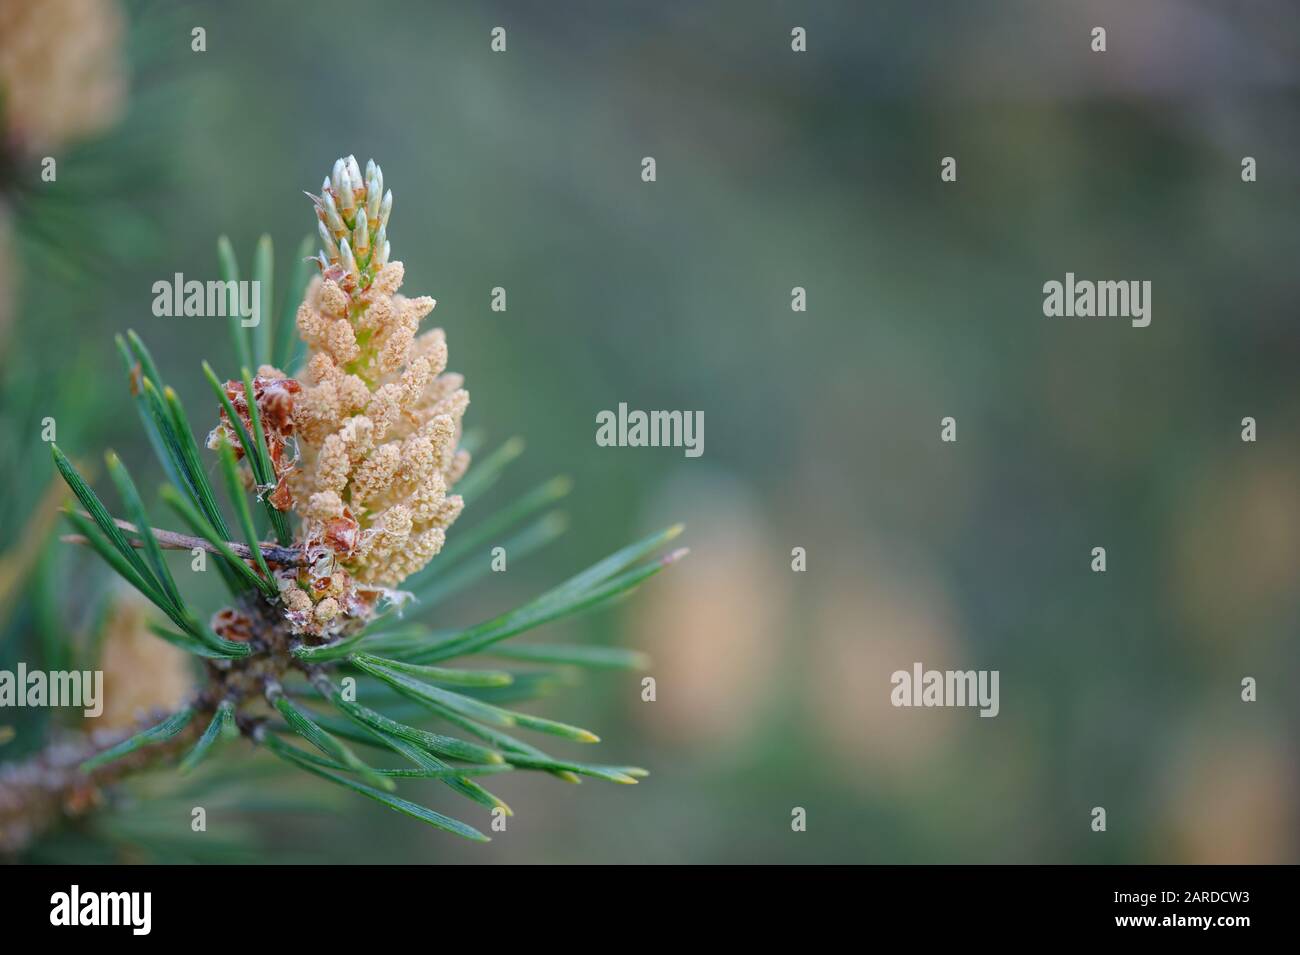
[1,0,1298,863]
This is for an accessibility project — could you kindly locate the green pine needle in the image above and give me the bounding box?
[350,652,513,688]
[268,742,509,780]
[309,679,504,765]
[61,509,170,623]
[405,475,572,610]
[484,643,650,670]
[161,485,277,599]
[251,235,274,370]
[217,236,251,373]
[276,235,316,371]
[370,727,512,816]
[114,333,245,593]
[115,333,186,498]
[216,437,273,583]
[51,444,155,587]
[161,383,233,542]
[179,701,235,774]
[262,733,489,843]
[148,623,250,660]
[452,435,525,504]
[501,753,642,785]
[292,631,367,662]
[270,692,395,792]
[81,708,195,773]
[405,525,687,663]
[104,451,185,613]
[351,655,600,744]
[439,476,572,569]
[409,510,569,609]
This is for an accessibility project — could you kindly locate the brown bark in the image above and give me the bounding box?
[0,710,199,856]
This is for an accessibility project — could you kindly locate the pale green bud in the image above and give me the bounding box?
[337,164,356,214]
[339,236,358,278]
[321,192,345,233]
[365,171,382,222]
[317,219,338,257]
[353,208,370,256]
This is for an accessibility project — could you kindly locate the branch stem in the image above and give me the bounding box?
[0,707,203,857]
[61,513,301,565]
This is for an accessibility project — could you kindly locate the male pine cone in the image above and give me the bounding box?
[228,157,469,638]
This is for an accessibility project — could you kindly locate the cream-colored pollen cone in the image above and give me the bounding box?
[1170,450,1300,649]
[1154,719,1294,863]
[630,473,785,747]
[276,158,469,637]
[92,593,193,730]
[0,0,127,153]
[809,549,963,783]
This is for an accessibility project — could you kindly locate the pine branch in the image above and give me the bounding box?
[0,708,202,857]
[11,158,687,853]
[60,512,302,565]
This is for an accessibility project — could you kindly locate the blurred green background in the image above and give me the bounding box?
[2,0,1298,863]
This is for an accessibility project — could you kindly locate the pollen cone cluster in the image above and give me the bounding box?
[278,156,469,636]
[0,0,127,154]
[94,592,193,730]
